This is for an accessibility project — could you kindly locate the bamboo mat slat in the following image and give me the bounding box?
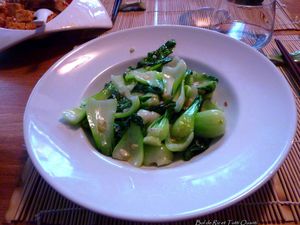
[277,0,300,29]
[4,35,300,225]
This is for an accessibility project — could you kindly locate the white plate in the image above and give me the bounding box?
[0,0,112,51]
[24,25,297,222]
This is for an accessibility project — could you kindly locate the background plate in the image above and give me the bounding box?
[0,0,112,51]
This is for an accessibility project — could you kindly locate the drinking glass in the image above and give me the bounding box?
[210,0,276,49]
[178,1,223,29]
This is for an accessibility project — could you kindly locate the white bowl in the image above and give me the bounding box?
[24,25,297,222]
[0,0,112,51]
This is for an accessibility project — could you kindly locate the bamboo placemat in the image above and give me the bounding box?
[102,0,299,31]
[4,35,300,225]
[277,0,300,29]
[3,1,300,224]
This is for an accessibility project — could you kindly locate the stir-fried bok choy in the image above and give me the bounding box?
[62,39,226,167]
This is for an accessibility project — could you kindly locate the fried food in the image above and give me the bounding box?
[0,0,71,29]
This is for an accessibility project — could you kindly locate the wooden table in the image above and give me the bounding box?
[0,1,299,224]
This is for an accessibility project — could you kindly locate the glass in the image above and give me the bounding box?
[178,1,222,29]
[210,0,276,49]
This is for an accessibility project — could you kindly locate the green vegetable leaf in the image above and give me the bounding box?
[111,75,135,98]
[112,122,144,167]
[144,144,173,166]
[115,96,140,119]
[162,57,187,96]
[140,93,161,108]
[143,112,170,146]
[183,138,211,161]
[201,99,219,111]
[194,109,226,138]
[125,70,164,90]
[137,109,160,124]
[81,82,117,107]
[86,98,117,156]
[184,85,198,109]
[185,71,218,95]
[62,107,86,126]
[171,96,201,138]
[132,83,163,95]
[114,114,144,142]
[144,101,175,115]
[173,79,186,112]
[165,132,194,152]
[136,39,176,69]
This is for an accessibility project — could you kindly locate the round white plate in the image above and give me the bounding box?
[0,0,112,51]
[24,25,297,222]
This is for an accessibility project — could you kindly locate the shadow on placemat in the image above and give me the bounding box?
[0,29,107,70]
